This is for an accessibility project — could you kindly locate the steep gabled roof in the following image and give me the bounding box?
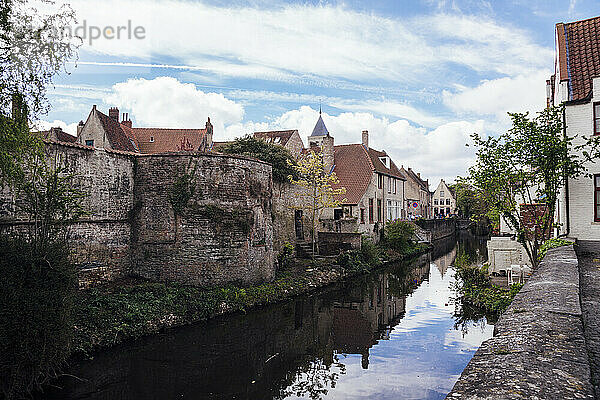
[253,130,297,147]
[35,127,77,143]
[402,167,429,191]
[310,114,329,137]
[332,144,373,204]
[96,110,138,152]
[332,144,405,204]
[557,16,600,101]
[367,148,406,180]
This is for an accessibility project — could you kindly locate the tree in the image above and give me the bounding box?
[221,135,298,183]
[289,147,346,259]
[0,0,80,182]
[452,181,495,228]
[467,105,600,268]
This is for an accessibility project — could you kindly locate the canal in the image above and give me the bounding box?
[44,233,492,400]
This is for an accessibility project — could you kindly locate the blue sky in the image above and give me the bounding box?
[39,0,600,185]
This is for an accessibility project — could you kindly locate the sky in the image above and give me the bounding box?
[36,0,600,186]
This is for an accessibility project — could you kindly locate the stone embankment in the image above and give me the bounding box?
[447,245,595,399]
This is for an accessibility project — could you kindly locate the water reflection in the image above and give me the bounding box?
[44,234,492,400]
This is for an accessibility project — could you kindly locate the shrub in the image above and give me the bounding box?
[360,237,381,267]
[277,241,295,269]
[384,220,416,253]
[538,238,573,261]
[0,236,77,399]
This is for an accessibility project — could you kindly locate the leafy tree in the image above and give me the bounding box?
[289,147,346,258]
[0,0,80,182]
[384,220,416,253]
[452,181,496,228]
[221,135,298,183]
[466,105,600,268]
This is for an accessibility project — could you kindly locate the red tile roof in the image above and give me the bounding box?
[332,144,373,204]
[557,16,600,101]
[124,126,208,154]
[332,144,405,204]
[35,127,77,143]
[253,130,297,147]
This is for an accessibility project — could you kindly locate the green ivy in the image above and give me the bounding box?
[537,238,573,261]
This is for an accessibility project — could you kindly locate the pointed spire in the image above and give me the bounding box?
[310,113,329,137]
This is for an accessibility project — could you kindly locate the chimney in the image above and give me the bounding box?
[77,120,84,137]
[362,130,369,148]
[121,112,132,128]
[204,117,213,152]
[417,173,421,178]
[109,107,119,122]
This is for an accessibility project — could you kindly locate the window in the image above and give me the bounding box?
[393,179,397,194]
[377,199,382,221]
[387,200,393,220]
[85,139,94,146]
[378,174,383,189]
[446,198,450,205]
[150,136,155,143]
[446,207,451,214]
[440,190,444,197]
[334,209,343,220]
[369,199,374,224]
[434,199,438,205]
[360,209,365,224]
[595,103,600,135]
[388,177,391,193]
[595,175,600,222]
[434,207,438,214]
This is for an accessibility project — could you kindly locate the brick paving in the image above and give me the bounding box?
[577,242,600,399]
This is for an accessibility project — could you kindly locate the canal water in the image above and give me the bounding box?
[45,233,492,400]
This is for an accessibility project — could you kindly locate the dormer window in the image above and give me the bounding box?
[274,137,281,144]
[440,190,445,197]
[149,136,155,143]
[379,156,389,168]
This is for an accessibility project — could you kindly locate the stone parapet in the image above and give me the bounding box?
[447,245,594,399]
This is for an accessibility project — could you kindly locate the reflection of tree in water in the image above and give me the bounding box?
[451,244,497,335]
[276,354,346,400]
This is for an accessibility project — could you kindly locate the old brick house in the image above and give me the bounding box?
[548,16,600,240]
[76,105,213,153]
[432,179,456,217]
[399,166,431,219]
[307,114,407,241]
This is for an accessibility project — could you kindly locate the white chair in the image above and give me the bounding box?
[508,265,522,285]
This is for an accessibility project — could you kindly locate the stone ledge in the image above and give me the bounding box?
[446,245,595,399]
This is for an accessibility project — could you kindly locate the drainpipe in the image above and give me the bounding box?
[560,106,571,237]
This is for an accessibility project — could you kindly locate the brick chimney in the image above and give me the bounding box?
[77,120,84,137]
[109,107,119,122]
[121,112,132,128]
[204,117,213,151]
[362,130,369,148]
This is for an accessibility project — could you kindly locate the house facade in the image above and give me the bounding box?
[549,16,600,240]
[77,105,213,153]
[432,179,456,217]
[307,114,407,241]
[400,166,432,219]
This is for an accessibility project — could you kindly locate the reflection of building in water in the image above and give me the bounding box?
[331,256,430,369]
[45,255,432,400]
[433,245,457,277]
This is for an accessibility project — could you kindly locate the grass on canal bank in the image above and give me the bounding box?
[454,251,523,316]
[73,236,430,356]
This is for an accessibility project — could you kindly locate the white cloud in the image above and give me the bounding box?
[224,105,482,184]
[33,120,80,136]
[104,77,245,133]
[64,0,551,84]
[442,70,550,125]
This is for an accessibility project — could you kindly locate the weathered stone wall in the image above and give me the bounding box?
[447,245,595,399]
[272,182,308,254]
[415,218,456,241]
[131,153,274,287]
[0,142,275,288]
[0,142,135,281]
[317,231,361,256]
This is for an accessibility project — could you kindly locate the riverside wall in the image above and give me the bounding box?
[447,245,595,399]
[0,142,275,287]
[415,218,457,241]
